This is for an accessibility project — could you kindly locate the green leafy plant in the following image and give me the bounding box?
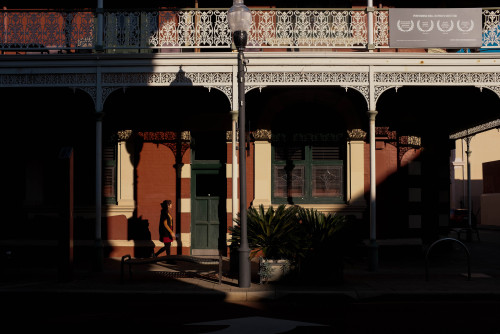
[298,207,347,251]
[229,204,303,260]
[297,208,348,283]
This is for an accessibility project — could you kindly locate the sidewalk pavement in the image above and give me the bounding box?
[1,227,499,302]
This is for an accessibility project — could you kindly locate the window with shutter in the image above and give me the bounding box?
[103,144,117,204]
[272,140,344,204]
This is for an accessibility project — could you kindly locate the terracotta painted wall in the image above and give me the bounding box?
[364,134,424,238]
[136,143,177,236]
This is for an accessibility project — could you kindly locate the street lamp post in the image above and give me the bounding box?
[228,0,252,288]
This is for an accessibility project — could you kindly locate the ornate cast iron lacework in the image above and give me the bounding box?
[347,129,367,141]
[375,127,422,161]
[252,129,272,141]
[136,131,191,143]
[246,71,369,85]
[0,10,95,50]
[375,72,500,85]
[0,73,96,86]
[117,130,191,158]
[102,71,232,86]
[483,9,500,47]
[449,119,500,139]
[0,8,498,51]
[0,69,499,113]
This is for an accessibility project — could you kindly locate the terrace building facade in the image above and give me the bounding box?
[2,0,499,266]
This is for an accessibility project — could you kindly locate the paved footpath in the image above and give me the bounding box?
[1,227,499,303]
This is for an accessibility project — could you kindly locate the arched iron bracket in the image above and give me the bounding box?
[74,86,125,112]
[476,85,500,100]
[374,85,402,105]
[245,85,266,94]
[341,85,369,109]
[206,86,233,110]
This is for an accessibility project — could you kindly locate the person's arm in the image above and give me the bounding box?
[163,219,175,239]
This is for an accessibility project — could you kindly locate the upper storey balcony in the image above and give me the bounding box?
[0,7,498,55]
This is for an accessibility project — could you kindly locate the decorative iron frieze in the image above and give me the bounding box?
[400,135,422,148]
[347,129,367,141]
[117,130,133,141]
[137,130,191,142]
[375,127,397,140]
[449,119,500,139]
[252,129,272,141]
[102,71,232,86]
[0,73,96,86]
[375,72,500,85]
[246,71,369,85]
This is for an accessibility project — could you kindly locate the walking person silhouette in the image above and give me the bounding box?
[153,200,175,258]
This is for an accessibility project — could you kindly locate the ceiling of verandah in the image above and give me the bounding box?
[376,85,500,138]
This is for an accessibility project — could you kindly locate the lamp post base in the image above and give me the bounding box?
[238,247,251,287]
[368,239,379,272]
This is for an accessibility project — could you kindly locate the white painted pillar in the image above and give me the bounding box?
[368,110,378,271]
[368,65,378,271]
[97,0,104,51]
[231,110,239,223]
[367,0,374,51]
[465,135,473,231]
[94,67,103,271]
[231,65,240,222]
[253,138,272,208]
[347,133,366,206]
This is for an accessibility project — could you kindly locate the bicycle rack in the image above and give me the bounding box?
[425,237,471,281]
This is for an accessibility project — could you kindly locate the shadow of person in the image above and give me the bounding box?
[127,211,155,258]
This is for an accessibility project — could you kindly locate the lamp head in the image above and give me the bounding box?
[228,0,252,50]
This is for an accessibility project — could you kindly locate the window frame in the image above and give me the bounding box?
[103,144,117,204]
[271,142,345,204]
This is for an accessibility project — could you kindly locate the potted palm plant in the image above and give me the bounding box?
[229,204,303,283]
[297,208,348,284]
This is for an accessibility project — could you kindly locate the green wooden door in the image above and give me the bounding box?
[191,169,226,253]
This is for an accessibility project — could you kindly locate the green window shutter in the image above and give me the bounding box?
[103,144,117,204]
[272,140,345,203]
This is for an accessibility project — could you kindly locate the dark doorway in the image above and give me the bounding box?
[190,131,227,255]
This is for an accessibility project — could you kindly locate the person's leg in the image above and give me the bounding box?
[166,243,176,264]
[154,245,166,257]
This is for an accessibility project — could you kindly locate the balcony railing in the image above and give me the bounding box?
[0,8,498,53]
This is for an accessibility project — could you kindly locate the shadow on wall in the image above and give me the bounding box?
[127,210,155,258]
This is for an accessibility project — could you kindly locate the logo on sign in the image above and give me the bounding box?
[397,20,414,32]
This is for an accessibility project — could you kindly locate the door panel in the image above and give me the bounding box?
[191,170,226,252]
[193,196,220,249]
[191,131,227,255]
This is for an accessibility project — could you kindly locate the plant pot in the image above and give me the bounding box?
[258,257,291,284]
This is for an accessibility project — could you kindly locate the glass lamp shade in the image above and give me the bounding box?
[227,0,252,33]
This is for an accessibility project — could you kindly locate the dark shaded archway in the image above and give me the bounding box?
[374,86,500,241]
[103,85,231,257]
[2,86,96,261]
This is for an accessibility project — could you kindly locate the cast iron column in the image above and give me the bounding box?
[368,109,378,271]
